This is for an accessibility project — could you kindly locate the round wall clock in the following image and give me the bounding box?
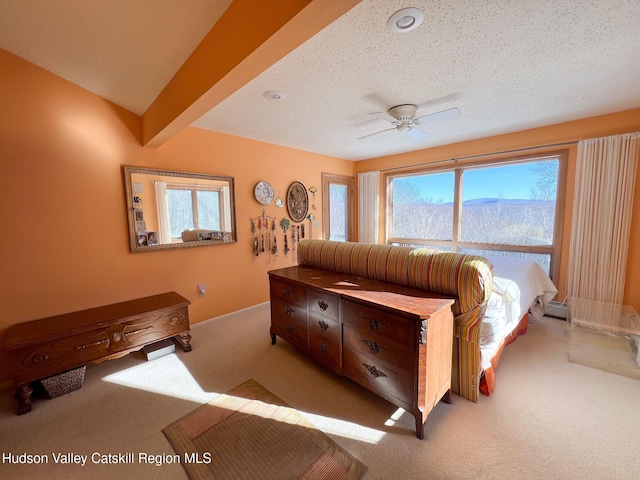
[286,181,309,222]
[254,181,275,205]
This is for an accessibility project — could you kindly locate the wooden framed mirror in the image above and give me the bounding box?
[123,166,237,253]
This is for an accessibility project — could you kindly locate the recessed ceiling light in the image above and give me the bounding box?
[263,91,286,100]
[387,7,424,34]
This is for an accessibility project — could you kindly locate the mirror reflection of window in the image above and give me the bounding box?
[157,184,225,241]
[196,190,221,231]
[124,166,236,252]
[166,188,222,238]
[168,189,195,238]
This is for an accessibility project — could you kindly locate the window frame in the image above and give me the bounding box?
[384,150,567,281]
[322,173,354,242]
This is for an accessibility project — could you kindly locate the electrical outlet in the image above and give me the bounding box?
[198,283,206,297]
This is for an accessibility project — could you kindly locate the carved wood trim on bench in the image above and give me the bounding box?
[3,292,192,415]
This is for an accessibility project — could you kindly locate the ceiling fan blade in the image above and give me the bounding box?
[369,111,398,123]
[415,107,461,125]
[405,127,428,140]
[357,127,397,140]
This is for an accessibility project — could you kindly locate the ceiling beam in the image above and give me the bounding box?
[142,0,362,147]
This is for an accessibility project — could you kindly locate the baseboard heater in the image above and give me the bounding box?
[545,301,568,320]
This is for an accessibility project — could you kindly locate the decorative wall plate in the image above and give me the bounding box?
[286,181,309,222]
[254,181,275,205]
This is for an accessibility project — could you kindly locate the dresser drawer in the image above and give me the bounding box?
[309,312,340,341]
[270,279,307,307]
[309,331,341,373]
[271,297,307,327]
[271,297,308,348]
[343,347,414,405]
[308,290,339,321]
[343,324,414,372]
[342,300,415,349]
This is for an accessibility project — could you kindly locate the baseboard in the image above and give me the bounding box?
[545,300,567,320]
[192,301,270,329]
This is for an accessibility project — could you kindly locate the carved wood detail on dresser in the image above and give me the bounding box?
[269,266,454,439]
[3,292,192,415]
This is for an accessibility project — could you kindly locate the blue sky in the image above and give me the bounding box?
[399,161,558,202]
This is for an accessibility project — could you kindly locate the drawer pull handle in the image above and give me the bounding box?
[317,300,328,311]
[363,340,386,355]
[363,316,386,331]
[283,289,292,298]
[285,306,295,315]
[318,320,329,331]
[363,363,387,379]
[286,324,294,333]
[124,326,153,337]
[320,342,328,352]
[169,316,180,326]
[74,339,108,350]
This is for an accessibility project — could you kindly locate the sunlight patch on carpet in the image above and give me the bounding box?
[384,407,406,427]
[302,411,385,444]
[101,354,384,444]
[101,354,217,404]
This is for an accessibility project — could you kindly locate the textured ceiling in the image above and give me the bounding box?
[1,0,639,161]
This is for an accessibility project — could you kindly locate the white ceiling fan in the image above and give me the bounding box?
[358,104,461,140]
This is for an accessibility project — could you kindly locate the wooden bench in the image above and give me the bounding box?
[3,292,192,414]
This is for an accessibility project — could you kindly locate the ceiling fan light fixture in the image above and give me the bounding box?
[263,91,286,101]
[387,8,424,34]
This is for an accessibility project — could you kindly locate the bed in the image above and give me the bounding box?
[294,240,559,401]
[479,256,558,395]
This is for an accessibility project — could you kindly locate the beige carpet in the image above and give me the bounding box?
[1,304,639,479]
[163,378,367,480]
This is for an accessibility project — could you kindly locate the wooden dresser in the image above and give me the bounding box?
[269,266,454,439]
[4,292,192,414]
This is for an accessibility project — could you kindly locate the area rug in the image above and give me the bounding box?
[163,379,367,480]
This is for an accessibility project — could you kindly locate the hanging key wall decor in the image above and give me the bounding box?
[250,209,277,262]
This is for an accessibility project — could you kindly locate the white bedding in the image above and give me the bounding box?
[480,256,558,369]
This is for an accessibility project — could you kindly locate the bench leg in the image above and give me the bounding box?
[173,331,192,352]
[14,384,33,415]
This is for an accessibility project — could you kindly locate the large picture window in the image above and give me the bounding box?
[391,171,454,241]
[386,152,566,278]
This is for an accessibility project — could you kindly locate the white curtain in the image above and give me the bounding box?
[154,182,171,244]
[358,171,380,243]
[567,132,640,303]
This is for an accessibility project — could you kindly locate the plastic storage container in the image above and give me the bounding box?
[568,298,640,379]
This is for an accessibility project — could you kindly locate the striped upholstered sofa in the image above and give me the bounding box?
[296,239,494,403]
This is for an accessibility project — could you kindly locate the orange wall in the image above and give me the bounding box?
[2,44,640,387]
[0,49,354,385]
[355,109,640,312]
